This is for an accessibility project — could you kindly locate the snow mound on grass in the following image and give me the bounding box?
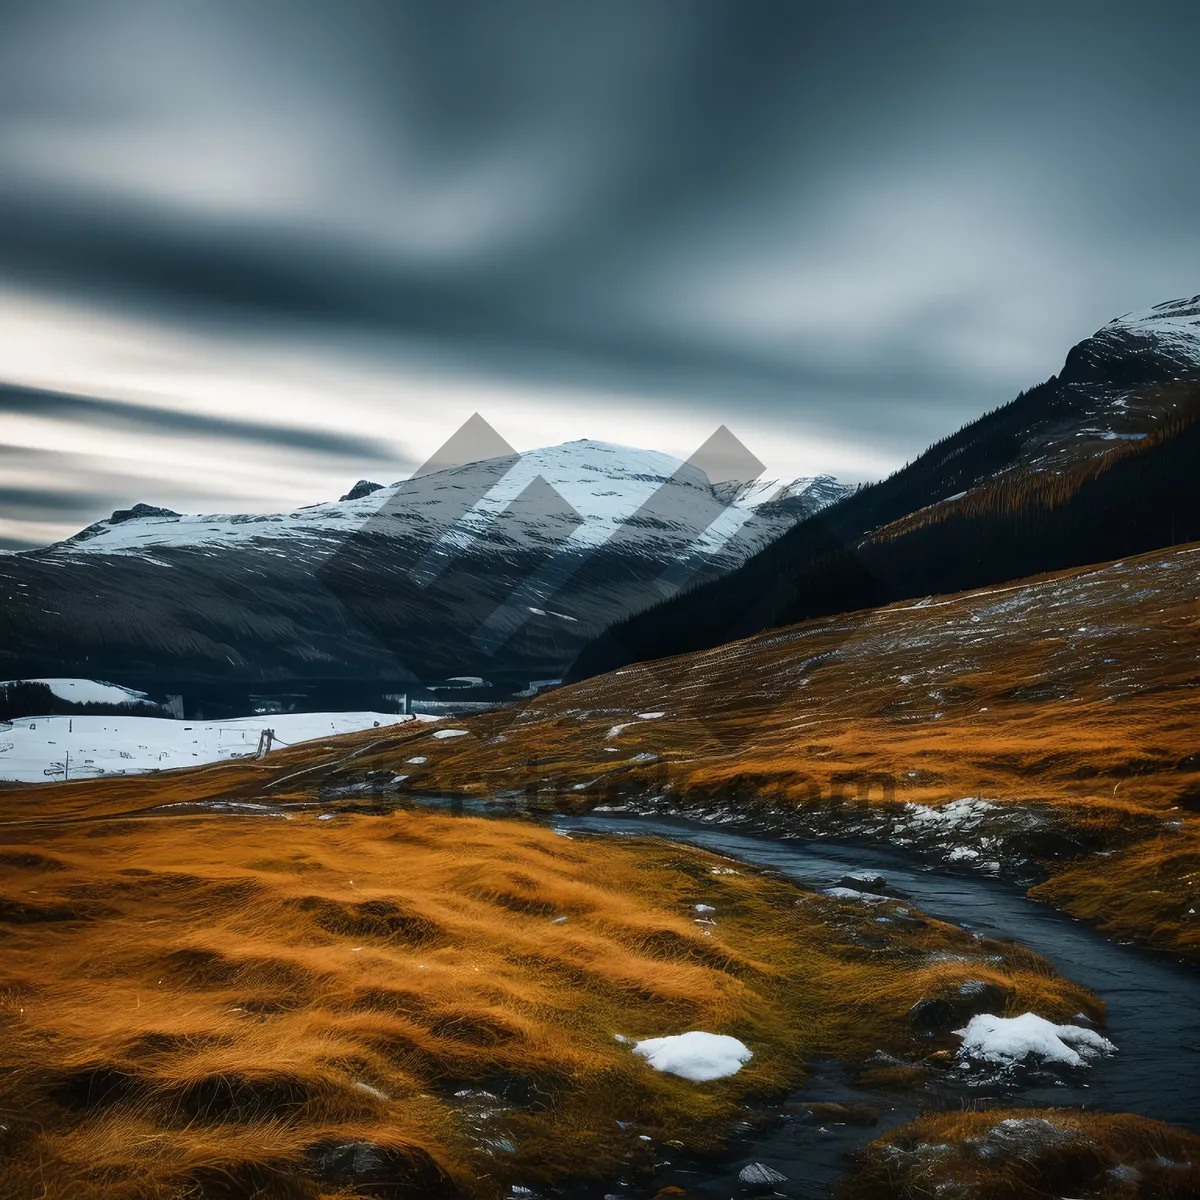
[431,729,469,739]
[632,1031,752,1081]
[955,1012,1116,1068]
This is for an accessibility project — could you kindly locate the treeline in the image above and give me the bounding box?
[569,385,1200,679]
[879,404,1200,539]
[0,682,161,722]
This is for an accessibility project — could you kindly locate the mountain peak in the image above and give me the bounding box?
[1061,293,1200,387]
[109,503,180,525]
[340,479,383,502]
[1107,294,1200,334]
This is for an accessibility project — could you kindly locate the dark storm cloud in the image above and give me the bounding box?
[0,183,986,423]
[0,485,112,513]
[2,0,1200,542]
[0,531,50,552]
[0,387,409,548]
[0,383,403,463]
[0,442,321,552]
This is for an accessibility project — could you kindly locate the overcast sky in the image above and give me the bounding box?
[2,1,1199,549]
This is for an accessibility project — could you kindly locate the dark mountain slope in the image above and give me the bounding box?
[570,297,1200,678]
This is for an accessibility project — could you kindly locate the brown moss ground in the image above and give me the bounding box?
[840,1108,1200,1199]
[0,797,1103,1200]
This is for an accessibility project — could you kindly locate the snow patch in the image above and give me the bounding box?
[632,1031,752,1081]
[1104,296,1200,365]
[905,798,998,830]
[431,729,469,740]
[955,1012,1116,1068]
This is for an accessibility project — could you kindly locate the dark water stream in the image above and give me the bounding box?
[525,811,1200,1198]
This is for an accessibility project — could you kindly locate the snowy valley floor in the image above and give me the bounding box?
[0,710,418,784]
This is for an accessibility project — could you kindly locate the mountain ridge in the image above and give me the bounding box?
[0,437,850,693]
[38,438,843,557]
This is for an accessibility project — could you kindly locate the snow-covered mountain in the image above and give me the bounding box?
[59,442,842,562]
[1066,294,1200,384]
[0,439,849,690]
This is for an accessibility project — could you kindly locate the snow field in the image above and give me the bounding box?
[0,711,424,783]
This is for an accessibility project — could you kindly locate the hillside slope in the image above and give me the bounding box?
[572,296,1200,677]
[373,540,1200,961]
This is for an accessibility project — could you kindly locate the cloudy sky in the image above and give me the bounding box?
[2,1,1199,549]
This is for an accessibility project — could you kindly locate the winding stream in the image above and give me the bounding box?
[538,811,1200,1198]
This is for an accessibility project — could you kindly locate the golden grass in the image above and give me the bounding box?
[0,799,1103,1199]
[840,1108,1200,1199]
